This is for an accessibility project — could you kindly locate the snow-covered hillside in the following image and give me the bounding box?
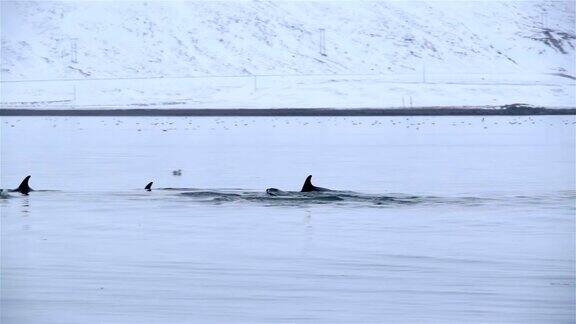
[1,1,575,109]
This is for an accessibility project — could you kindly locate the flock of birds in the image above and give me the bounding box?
[2,116,575,132]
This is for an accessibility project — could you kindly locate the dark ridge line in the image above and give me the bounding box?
[0,107,574,117]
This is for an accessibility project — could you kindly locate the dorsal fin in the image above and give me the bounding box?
[301,175,314,192]
[145,181,153,191]
[16,175,32,195]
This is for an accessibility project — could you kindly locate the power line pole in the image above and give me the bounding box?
[72,84,77,108]
[422,64,426,83]
[319,28,326,56]
[70,38,78,63]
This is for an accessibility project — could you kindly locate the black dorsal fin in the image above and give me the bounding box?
[301,175,314,192]
[16,175,32,195]
[145,181,153,191]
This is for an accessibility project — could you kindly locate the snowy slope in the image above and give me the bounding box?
[1,1,575,109]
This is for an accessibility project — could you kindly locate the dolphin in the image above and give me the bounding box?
[145,181,153,191]
[300,175,330,192]
[10,175,33,195]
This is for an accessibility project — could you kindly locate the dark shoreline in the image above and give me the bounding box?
[1,107,575,117]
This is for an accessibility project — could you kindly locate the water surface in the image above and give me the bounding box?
[1,116,575,323]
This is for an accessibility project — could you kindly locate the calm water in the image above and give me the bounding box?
[1,116,575,323]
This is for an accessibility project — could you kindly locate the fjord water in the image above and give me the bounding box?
[1,116,574,323]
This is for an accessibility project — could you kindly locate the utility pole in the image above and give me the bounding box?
[319,28,326,56]
[70,38,78,63]
[73,85,77,108]
[422,64,426,83]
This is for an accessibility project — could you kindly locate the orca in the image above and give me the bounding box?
[11,175,33,195]
[301,175,330,192]
[266,175,332,195]
[145,181,153,191]
[265,188,283,196]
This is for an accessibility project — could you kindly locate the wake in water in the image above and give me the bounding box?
[0,190,13,199]
[179,189,425,207]
[173,188,510,208]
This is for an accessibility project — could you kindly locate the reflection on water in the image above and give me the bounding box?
[19,196,31,216]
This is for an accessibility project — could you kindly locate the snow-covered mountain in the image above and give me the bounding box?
[1,1,575,109]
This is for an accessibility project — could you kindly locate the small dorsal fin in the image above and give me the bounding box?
[301,175,314,192]
[16,175,32,195]
[145,181,153,191]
